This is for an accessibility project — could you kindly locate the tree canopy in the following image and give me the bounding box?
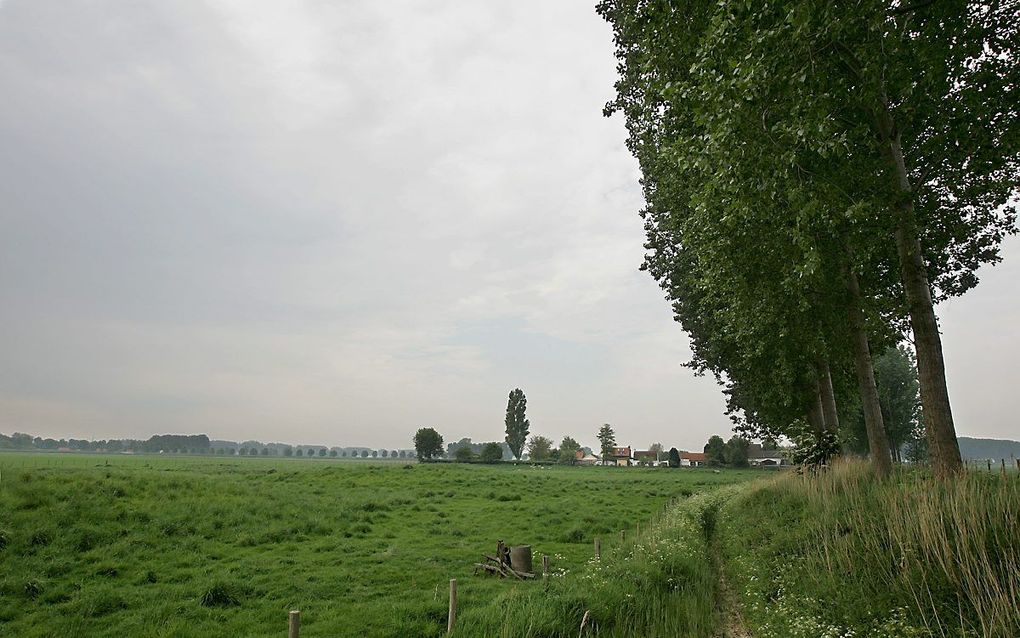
[597,424,616,464]
[413,427,444,462]
[598,0,1018,477]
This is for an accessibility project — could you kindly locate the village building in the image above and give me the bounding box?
[607,446,632,466]
[746,444,787,467]
[574,450,601,465]
[632,450,661,466]
[680,451,707,467]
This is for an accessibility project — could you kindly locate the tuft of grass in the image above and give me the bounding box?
[199,582,241,607]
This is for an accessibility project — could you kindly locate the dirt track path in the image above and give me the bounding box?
[715,569,751,638]
[704,501,751,638]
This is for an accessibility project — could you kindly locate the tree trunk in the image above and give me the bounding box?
[816,360,840,433]
[842,249,893,478]
[878,104,963,478]
[806,378,826,434]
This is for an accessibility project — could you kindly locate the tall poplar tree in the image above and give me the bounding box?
[504,388,530,460]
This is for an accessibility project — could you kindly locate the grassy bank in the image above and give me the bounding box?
[718,460,1020,638]
[452,486,739,637]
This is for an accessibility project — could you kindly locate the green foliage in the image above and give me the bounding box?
[453,446,474,463]
[668,448,681,468]
[479,443,503,464]
[558,436,581,464]
[504,388,530,460]
[790,429,842,468]
[597,424,616,462]
[703,436,726,467]
[843,344,921,460]
[596,0,1019,471]
[723,437,750,468]
[526,435,553,462]
[413,427,444,462]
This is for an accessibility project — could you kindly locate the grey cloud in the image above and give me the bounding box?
[1,0,1016,449]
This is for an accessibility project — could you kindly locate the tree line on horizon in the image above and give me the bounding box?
[597,0,1018,477]
[0,432,413,459]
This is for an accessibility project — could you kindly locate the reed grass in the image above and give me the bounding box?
[720,459,1020,638]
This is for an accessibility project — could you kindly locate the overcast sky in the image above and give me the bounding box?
[1,1,1017,451]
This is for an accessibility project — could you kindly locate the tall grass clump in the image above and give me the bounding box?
[453,488,739,637]
[720,459,1020,638]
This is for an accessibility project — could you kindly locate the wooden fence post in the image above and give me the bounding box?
[987,459,992,472]
[620,529,625,543]
[288,610,300,638]
[595,538,601,561]
[447,578,457,634]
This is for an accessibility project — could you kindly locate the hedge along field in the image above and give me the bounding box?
[0,453,756,637]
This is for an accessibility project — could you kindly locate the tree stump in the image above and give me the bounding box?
[509,545,532,574]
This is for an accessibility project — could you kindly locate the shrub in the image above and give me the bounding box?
[480,442,503,464]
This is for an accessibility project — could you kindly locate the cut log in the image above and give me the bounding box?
[509,545,532,575]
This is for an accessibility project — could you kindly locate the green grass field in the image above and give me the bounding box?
[0,453,756,637]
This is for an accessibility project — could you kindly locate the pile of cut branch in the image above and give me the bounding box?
[474,540,535,579]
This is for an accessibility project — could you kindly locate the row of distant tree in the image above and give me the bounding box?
[0,432,413,459]
[0,433,210,453]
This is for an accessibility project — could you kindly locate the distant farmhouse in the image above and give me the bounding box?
[606,446,632,466]
[632,449,663,466]
[746,444,787,467]
[574,450,600,465]
[680,452,706,467]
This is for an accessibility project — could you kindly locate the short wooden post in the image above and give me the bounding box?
[594,537,601,561]
[1001,459,1007,475]
[447,579,457,634]
[288,610,300,638]
[542,554,550,590]
[987,459,992,472]
[1016,458,1019,471]
[620,529,625,543]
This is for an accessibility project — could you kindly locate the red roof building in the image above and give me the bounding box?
[680,451,707,467]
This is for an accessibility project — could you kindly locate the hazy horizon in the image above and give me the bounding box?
[2,0,1018,452]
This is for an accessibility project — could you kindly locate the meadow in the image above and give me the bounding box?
[0,453,755,637]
